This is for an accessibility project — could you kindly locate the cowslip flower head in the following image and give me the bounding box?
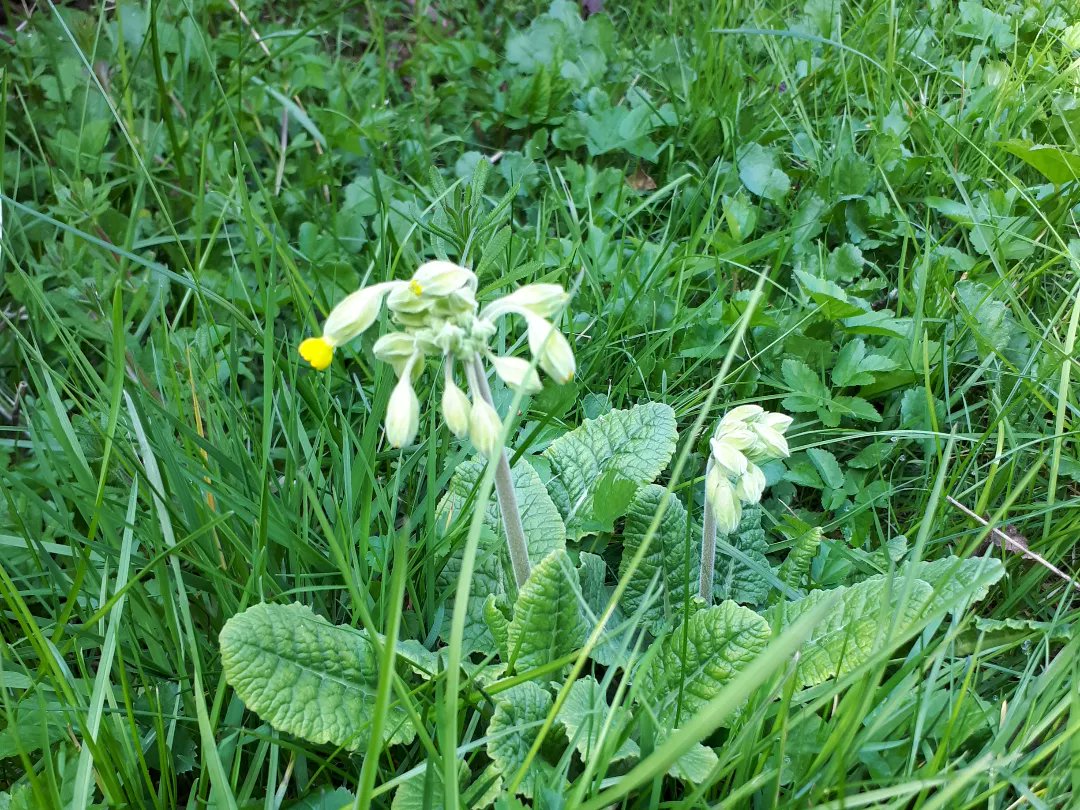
[299,261,574,452]
[706,406,793,530]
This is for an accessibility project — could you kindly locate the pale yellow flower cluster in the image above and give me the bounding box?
[705,405,793,533]
[299,262,574,451]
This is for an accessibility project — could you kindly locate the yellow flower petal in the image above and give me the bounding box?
[299,337,334,370]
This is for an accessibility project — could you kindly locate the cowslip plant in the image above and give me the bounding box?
[219,400,1009,803]
[298,260,574,587]
[699,405,793,601]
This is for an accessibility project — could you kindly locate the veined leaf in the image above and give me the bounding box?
[776,558,1003,690]
[437,457,566,653]
[619,485,700,633]
[507,550,586,671]
[778,526,823,590]
[439,456,566,563]
[902,555,1005,612]
[219,602,414,751]
[713,503,772,607]
[558,676,639,763]
[543,403,678,538]
[486,682,562,799]
[641,601,772,725]
[664,735,719,782]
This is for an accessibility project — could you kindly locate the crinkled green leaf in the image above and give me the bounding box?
[436,457,566,653]
[665,735,719,782]
[486,682,562,799]
[558,676,639,763]
[507,550,586,671]
[437,529,504,654]
[484,594,511,660]
[772,577,936,689]
[578,551,635,667]
[219,602,413,751]
[439,456,566,563]
[641,601,772,725]
[713,503,772,607]
[902,555,1005,612]
[778,527,823,590]
[543,403,678,538]
[619,485,700,632]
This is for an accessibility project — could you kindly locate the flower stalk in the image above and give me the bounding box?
[466,356,532,587]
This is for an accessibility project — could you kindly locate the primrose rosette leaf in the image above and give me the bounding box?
[619,484,700,633]
[640,601,772,726]
[543,403,678,538]
[772,556,1004,690]
[507,550,586,672]
[219,602,414,751]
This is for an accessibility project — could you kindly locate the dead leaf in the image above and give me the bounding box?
[627,167,656,192]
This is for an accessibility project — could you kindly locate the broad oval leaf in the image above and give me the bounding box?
[508,550,586,671]
[219,602,413,751]
[543,403,678,538]
[619,484,699,633]
[713,502,772,607]
[557,676,639,764]
[486,682,563,799]
[641,601,772,725]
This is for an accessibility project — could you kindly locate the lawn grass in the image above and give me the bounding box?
[1,0,1079,807]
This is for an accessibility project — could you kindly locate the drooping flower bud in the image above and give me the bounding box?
[373,331,417,374]
[442,371,471,438]
[749,423,790,460]
[483,284,570,320]
[706,466,742,534]
[523,313,575,383]
[410,261,477,297]
[734,462,767,503]
[720,404,764,428]
[385,368,421,448]
[490,355,542,394]
[322,282,398,346]
[469,398,504,458]
[299,281,401,370]
[710,437,748,477]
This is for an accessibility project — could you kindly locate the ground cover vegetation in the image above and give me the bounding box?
[2,0,1080,807]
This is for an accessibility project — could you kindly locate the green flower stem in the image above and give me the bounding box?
[699,457,716,603]
[468,355,532,588]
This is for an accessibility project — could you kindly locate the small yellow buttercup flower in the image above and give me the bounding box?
[298,337,334,371]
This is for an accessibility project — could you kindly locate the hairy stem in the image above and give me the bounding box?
[699,457,716,603]
[468,355,532,588]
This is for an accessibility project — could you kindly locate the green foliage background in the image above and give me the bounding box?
[2,0,1079,807]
